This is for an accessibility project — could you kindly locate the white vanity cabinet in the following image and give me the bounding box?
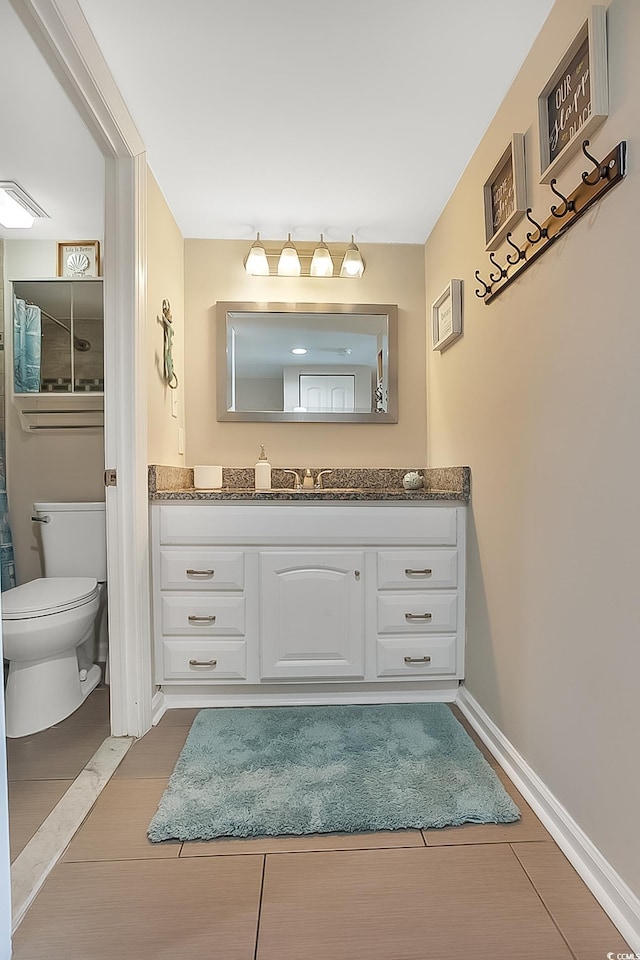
[150,501,466,698]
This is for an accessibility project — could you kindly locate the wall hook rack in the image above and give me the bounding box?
[476,141,627,305]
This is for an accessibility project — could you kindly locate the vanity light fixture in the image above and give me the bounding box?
[0,181,48,229]
[310,235,334,277]
[243,233,365,278]
[243,233,270,276]
[340,235,366,278]
[277,234,301,277]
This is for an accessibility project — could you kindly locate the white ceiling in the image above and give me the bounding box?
[2,0,556,245]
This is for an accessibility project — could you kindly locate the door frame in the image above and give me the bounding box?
[11,0,153,737]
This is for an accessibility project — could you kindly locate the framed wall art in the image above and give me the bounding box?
[483,134,527,250]
[538,5,608,183]
[57,241,101,278]
[431,279,462,353]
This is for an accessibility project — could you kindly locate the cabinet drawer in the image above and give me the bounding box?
[156,504,458,546]
[162,639,246,680]
[377,593,457,634]
[376,637,457,677]
[159,549,244,591]
[377,550,458,590]
[160,596,245,636]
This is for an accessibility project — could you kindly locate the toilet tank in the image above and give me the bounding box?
[33,502,107,580]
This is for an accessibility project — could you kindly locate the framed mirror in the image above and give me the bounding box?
[216,302,398,423]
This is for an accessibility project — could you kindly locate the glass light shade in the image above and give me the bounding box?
[244,234,270,276]
[340,236,365,278]
[0,189,34,228]
[310,236,334,277]
[277,235,301,277]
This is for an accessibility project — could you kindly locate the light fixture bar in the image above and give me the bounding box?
[0,181,48,229]
[244,235,365,278]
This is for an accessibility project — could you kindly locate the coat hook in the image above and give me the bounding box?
[505,232,526,266]
[474,270,491,299]
[581,139,609,186]
[525,208,548,244]
[549,178,575,218]
[488,252,507,284]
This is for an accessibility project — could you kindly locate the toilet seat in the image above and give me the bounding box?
[2,578,99,621]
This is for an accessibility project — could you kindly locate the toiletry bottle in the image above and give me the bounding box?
[254,445,272,490]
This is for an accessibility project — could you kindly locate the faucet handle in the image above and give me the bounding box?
[282,469,302,490]
[315,469,333,489]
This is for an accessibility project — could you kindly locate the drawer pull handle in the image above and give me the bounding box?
[404,612,432,621]
[188,615,217,623]
[404,656,432,664]
[189,659,217,667]
[404,568,432,578]
[186,569,215,577]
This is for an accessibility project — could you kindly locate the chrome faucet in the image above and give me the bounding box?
[282,469,302,490]
[315,469,333,489]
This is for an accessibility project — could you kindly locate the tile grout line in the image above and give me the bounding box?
[253,854,267,960]
[11,735,133,933]
[508,842,579,960]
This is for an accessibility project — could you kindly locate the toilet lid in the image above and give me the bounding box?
[2,578,99,620]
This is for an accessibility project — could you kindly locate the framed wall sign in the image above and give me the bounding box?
[57,241,101,278]
[483,134,526,250]
[538,5,608,183]
[431,279,462,353]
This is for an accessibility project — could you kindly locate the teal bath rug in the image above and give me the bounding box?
[147,702,520,842]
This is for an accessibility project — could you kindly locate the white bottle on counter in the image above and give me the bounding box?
[254,445,272,490]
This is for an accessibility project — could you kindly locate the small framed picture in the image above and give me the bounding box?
[538,5,608,183]
[57,241,101,278]
[483,134,526,250]
[431,280,462,352]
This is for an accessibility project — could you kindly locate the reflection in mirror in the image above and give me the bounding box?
[12,280,103,394]
[216,302,398,423]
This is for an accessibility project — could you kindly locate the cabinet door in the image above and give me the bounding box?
[260,551,364,679]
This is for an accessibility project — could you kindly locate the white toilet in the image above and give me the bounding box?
[2,501,107,739]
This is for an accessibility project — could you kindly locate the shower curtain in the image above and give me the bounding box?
[13,296,41,392]
[0,426,15,592]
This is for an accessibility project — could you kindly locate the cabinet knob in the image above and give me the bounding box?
[186,569,215,577]
[189,659,218,667]
[187,614,216,623]
[354,570,361,580]
[404,568,432,578]
[404,656,431,664]
[404,612,432,621]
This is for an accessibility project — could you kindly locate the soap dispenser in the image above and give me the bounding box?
[254,445,272,490]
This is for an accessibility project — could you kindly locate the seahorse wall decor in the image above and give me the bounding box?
[159,298,178,389]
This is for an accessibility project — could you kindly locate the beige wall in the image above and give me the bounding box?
[4,241,104,584]
[184,240,426,468]
[147,171,185,466]
[426,0,640,896]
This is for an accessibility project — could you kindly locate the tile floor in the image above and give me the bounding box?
[9,701,632,960]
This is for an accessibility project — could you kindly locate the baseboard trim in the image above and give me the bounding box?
[161,681,458,709]
[456,686,640,952]
[151,689,167,726]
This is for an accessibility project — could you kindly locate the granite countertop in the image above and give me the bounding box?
[149,466,471,503]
